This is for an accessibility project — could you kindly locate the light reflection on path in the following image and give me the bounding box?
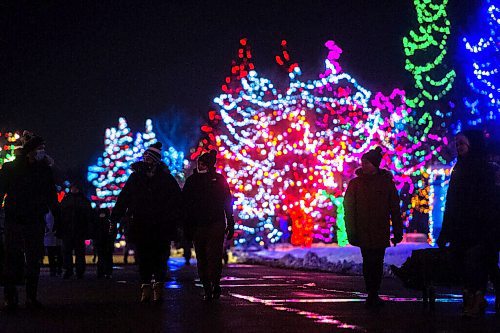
[229,292,366,332]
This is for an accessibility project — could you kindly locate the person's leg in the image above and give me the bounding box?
[206,223,226,298]
[47,246,57,276]
[183,241,192,265]
[75,239,86,278]
[194,228,211,299]
[3,223,23,309]
[96,244,104,277]
[105,240,114,276]
[62,238,74,278]
[152,241,170,302]
[55,245,63,275]
[135,241,154,302]
[361,247,386,306]
[24,223,45,306]
[463,244,488,317]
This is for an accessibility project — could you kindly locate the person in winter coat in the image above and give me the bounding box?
[487,150,500,312]
[110,142,181,303]
[0,135,59,310]
[438,130,496,317]
[94,207,114,278]
[183,150,234,301]
[344,146,403,308]
[44,210,62,277]
[59,182,93,279]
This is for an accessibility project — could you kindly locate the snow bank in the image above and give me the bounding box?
[236,242,432,276]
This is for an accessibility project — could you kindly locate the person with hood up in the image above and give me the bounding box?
[0,135,59,310]
[183,149,234,301]
[59,182,94,279]
[110,142,181,303]
[344,146,403,308]
[438,130,496,317]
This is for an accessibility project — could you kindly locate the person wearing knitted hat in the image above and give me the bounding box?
[183,149,234,301]
[0,134,59,310]
[344,146,403,308]
[110,141,181,303]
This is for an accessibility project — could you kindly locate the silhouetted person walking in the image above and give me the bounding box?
[438,130,496,317]
[59,182,93,279]
[183,150,234,301]
[344,146,403,308]
[110,142,181,303]
[94,207,114,278]
[0,135,59,310]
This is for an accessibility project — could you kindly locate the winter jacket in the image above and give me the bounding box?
[439,154,496,248]
[182,168,233,234]
[93,208,114,247]
[59,192,94,241]
[110,161,181,243]
[343,168,403,249]
[0,151,59,225]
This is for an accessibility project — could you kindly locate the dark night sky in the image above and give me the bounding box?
[0,0,479,172]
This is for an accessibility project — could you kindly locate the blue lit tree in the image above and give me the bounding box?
[462,0,499,130]
[88,117,134,208]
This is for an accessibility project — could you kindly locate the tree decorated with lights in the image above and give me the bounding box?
[88,117,135,208]
[462,0,500,127]
[0,131,20,169]
[192,39,448,246]
[403,0,456,111]
[89,117,188,208]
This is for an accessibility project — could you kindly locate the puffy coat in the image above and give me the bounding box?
[0,151,59,225]
[343,168,403,249]
[111,161,181,243]
[182,168,233,233]
[59,192,94,241]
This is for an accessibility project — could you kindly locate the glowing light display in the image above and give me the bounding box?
[88,118,187,208]
[192,39,448,246]
[0,132,20,169]
[403,0,456,109]
[462,0,500,126]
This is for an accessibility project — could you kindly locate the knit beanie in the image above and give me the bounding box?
[23,135,45,153]
[362,146,383,168]
[143,142,163,164]
[199,149,217,168]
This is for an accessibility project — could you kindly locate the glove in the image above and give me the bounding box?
[391,234,403,247]
[225,216,235,241]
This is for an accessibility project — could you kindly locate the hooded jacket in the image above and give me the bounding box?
[343,168,403,248]
[111,161,181,243]
[182,168,233,229]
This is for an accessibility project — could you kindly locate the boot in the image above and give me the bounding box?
[464,290,487,318]
[140,284,152,303]
[212,284,222,300]
[26,280,43,310]
[365,292,384,309]
[203,283,213,301]
[153,282,164,303]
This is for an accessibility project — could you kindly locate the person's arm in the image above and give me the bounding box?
[0,163,9,206]
[389,180,403,245]
[343,180,358,245]
[221,175,234,240]
[438,173,457,247]
[181,176,195,240]
[110,173,135,227]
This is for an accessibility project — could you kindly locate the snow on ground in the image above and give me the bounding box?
[236,242,432,276]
